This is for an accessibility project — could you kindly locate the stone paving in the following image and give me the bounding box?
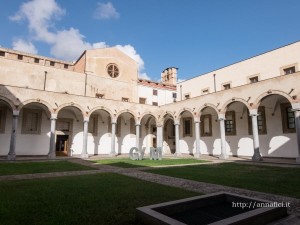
[1,156,300,219]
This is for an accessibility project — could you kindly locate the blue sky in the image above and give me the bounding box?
[1,0,300,81]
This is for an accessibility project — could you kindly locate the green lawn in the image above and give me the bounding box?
[0,173,197,225]
[0,161,94,176]
[94,157,208,168]
[147,162,300,198]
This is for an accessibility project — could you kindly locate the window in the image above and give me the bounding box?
[281,103,295,133]
[184,94,190,99]
[34,58,39,63]
[0,107,6,133]
[18,55,23,60]
[248,106,267,135]
[225,111,236,135]
[130,118,136,135]
[153,89,158,95]
[0,51,5,57]
[139,98,146,104]
[21,109,42,134]
[283,66,295,75]
[107,63,119,78]
[183,118,193,137]
[95,93,104,98]
[202,89,209,94]
[201,114,212,136]
[64,64,68,69]
[172,92,177,98]
[152,102,158,106]
[249,76,259,83]
[88,115,98,135]
[50,61,55,66]
[122,97,129,102]
[223,83,231,90]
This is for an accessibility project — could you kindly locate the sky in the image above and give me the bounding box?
[1,0,300,82]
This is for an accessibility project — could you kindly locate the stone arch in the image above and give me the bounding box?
[0,96,17,111]
[159,111,175,125]
[220,98,251,113]
[176,108,195,121]
[140,112,158,125]
[18,99,54,116]
[253,90,295,109]
[55,103,85,119]
[198,103,219,115]
[116,109,137,123]
[87,106,113,119]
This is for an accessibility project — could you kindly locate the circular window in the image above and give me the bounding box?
[107,64,119,78]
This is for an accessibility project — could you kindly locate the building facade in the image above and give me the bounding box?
[0,41,299,162]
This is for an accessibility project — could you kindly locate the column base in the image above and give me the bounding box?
[80,153,89,159]
[296,157,300,164]
[7,154,16,160]
[174,152,181,157]
[47,152,56,159]
[194,153,201,159]
[109,152,117,157]
[252,153,263,162]
[219,154,228,160]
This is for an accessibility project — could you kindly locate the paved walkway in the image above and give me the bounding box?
[0,156,300,219]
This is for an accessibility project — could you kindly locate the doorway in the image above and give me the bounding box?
[55,119,73,156]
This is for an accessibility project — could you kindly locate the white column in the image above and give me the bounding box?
[218,114,228,159]
[8,110,19,160]
[194,121,201,158]
[110,121,116,156]
[48,113,57,159]
[294,110,300,164]
[136,123,140,149]
[81,117,89,158]
[175,123,181,156]
[156,125,163,149]
[250,109,263,161]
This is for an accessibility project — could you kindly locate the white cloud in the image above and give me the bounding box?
[12,38,38,54]
[9,0,150,79]
[94,2,119,20]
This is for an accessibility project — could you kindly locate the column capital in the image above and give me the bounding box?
[12,110,20,117]
[194,120,200,123]
[249,109,258,115]
[50,113,58,120]
[218,113,225,120]
[135,123,141,126]
[83,117,89,123]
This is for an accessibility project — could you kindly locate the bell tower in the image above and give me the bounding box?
[161,67,178,85]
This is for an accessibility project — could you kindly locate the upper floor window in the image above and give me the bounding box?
[201,114,212,136]
[122,97,129,102]
[281,103,295,133]
[152,102,158,106]
[21,109,42,134]
[202,88,209,95]
[0,51,5,57]
[225,111,236,135]
[249,76,259,83]
[153,89,158,96]
[283,66,296,75]
[50,61,55,66]
[18,55,23,60]
[183,117,193,137]
[139,98,146,104]
[184,94,190,99]
[172,92,177,98]
[107,64,119,78]
[223,83,231,90]
[64,64,68,69]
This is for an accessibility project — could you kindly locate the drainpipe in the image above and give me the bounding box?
[84,73,87,96]
[213,74,216,93]
[44,71,47,91]
[180,85,182,101]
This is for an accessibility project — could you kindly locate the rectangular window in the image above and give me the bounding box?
[95,93,104,98]
[225,111,236,135]
[223,83,231,90]
[0,51,5,57]
[201,114,212,136]
[50,61,55,66]
[153,89,158,95]
[202,89,209,94]
[249,76,259,83]
[0,107,6,133]
[183,118,193,137]
[122,97,129,102]
[18,55,23,60]
[152,102,158,106]
[34,58,39,63]
[248,106,267,135]
[88,115,98,135]
[283,66,296,75]
[172,92,177,98]
[139,98,146,104]
[64,64,68,69]
[21,109,42,134]
[281,103,295,133]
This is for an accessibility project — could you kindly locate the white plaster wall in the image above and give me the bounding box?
[0,108,12,155]
[138,85,175,106]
